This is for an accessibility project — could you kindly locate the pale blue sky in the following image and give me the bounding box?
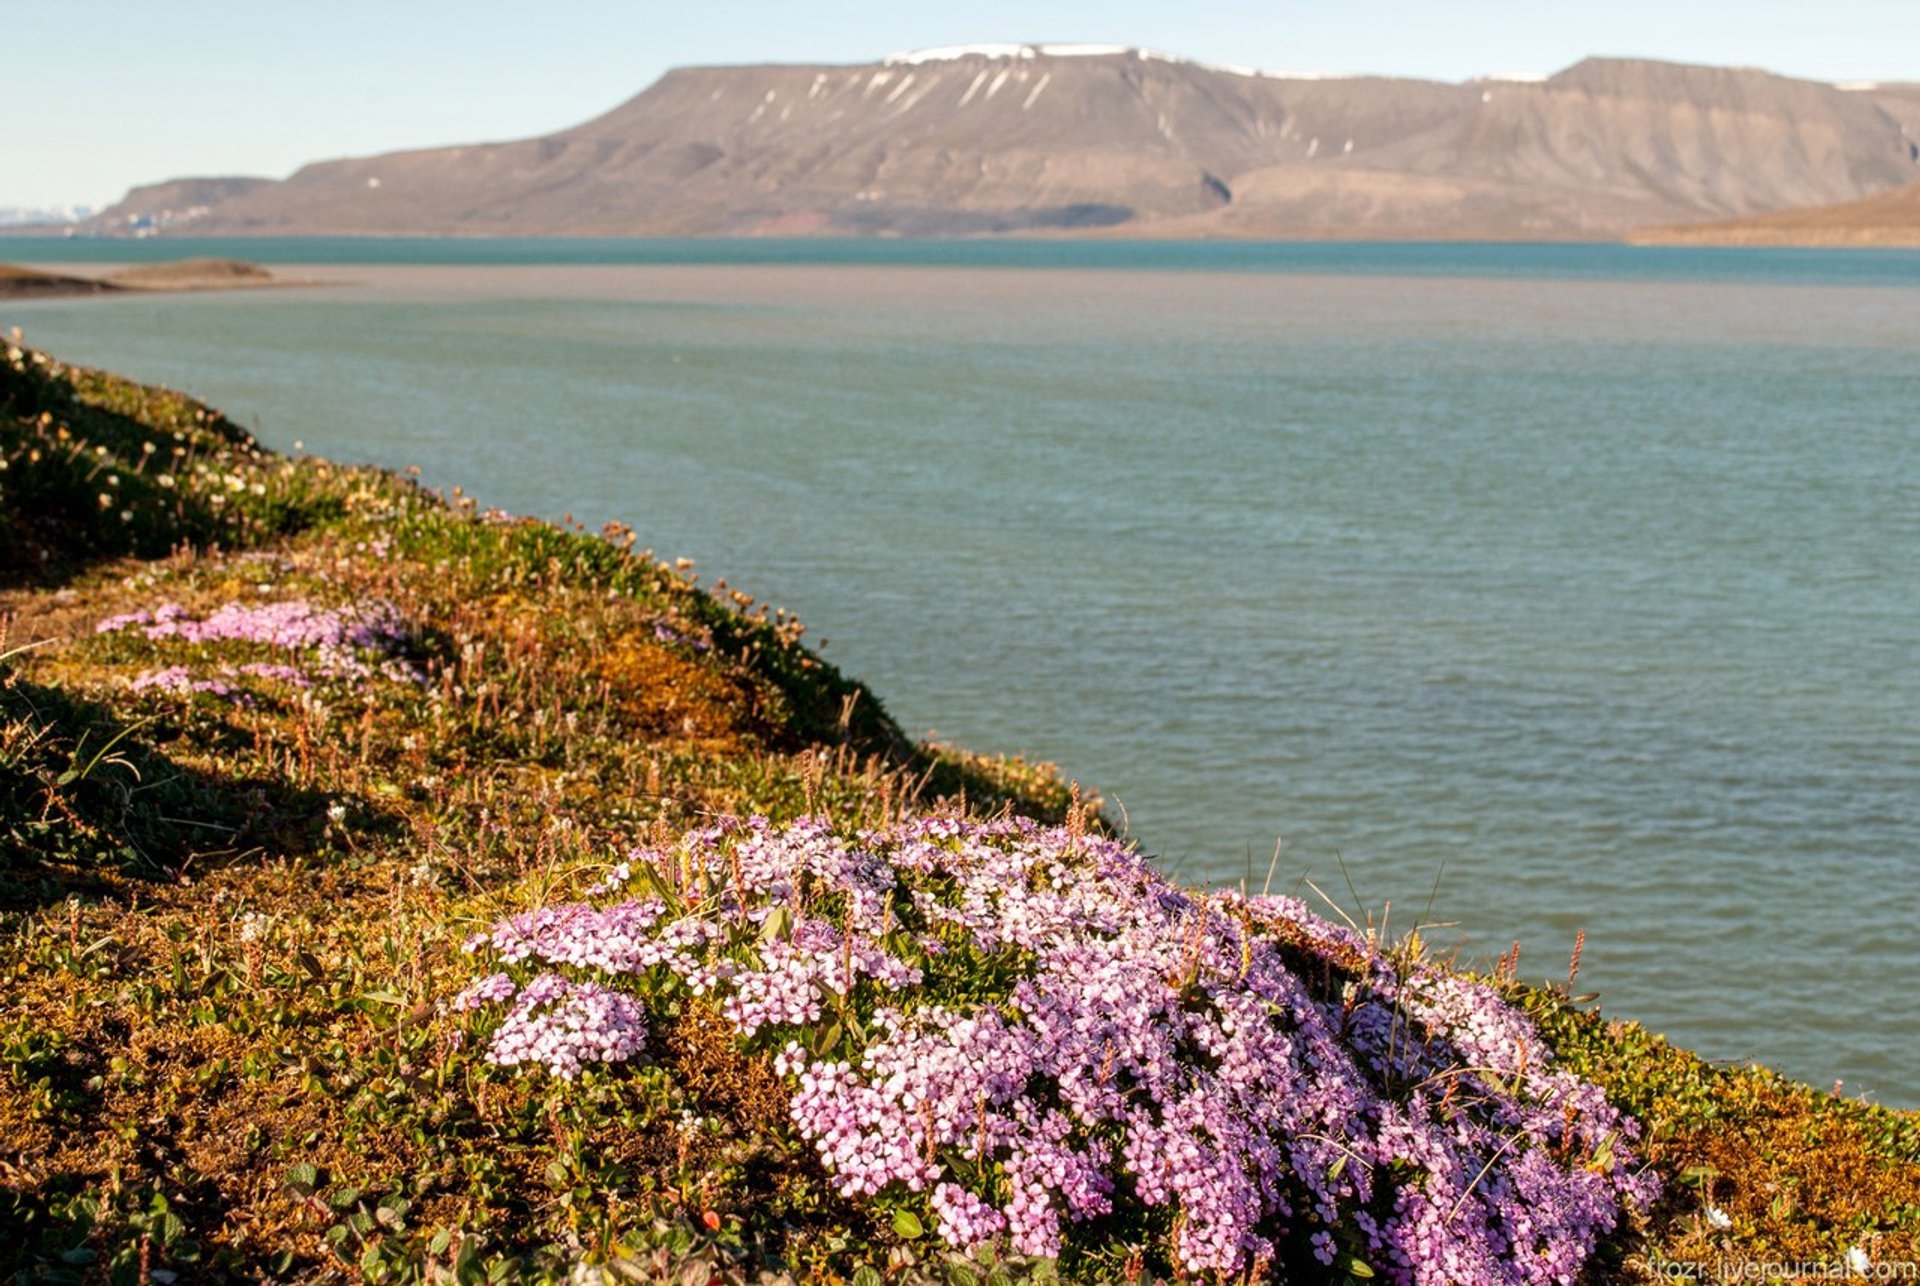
[9,0,1919,210]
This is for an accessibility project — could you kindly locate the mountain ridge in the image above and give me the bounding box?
[79,48,1920,240]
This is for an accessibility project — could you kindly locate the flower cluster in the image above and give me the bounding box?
[455,972,648,1080]
[129,665,243,700]
[650,619,712,653]
[457,817,1657,1282]
[99,597,422,699]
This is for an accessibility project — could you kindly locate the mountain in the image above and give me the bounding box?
[83,47,1920,239]
[95,177,274,234]
[0,203,93,228]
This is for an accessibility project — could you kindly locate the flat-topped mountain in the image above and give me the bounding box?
[84,47,1920,239]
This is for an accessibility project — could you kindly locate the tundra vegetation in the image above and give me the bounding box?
[2,339,1915,1282]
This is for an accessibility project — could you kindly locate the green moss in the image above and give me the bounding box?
[1515,983,1919,1277]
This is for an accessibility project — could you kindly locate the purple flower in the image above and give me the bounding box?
[129,666,246,702]
[457,817,1657,1279]
[103,596,422,693]
[480,973,647,1080]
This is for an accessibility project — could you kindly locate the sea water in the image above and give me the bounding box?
[5,238,1916,1103]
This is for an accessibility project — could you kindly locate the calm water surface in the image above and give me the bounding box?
[6,240,1916,1104]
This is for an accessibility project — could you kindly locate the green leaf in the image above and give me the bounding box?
[852,1268,884,1286]
[891,1208,924,1239]
[1344,1255,1376,1279]
[631,862,677,906]
[285,1163,321,1196]
[760,905,792,943]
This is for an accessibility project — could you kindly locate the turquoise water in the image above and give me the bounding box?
[6,241,1917,1104]
[11,234,1920,285]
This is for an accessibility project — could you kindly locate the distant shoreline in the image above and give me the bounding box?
[17,226,1913,250]
[9,234,1920,268]
[0,257,297,302]
[1629,225,1920,248]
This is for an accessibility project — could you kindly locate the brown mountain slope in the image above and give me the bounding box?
[93,176,273,235]
[1629,175,1920,246]
[1336,59,1918,231]
[86,48,1920,239]
[1861,83,1920,141]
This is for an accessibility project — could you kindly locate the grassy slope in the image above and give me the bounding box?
[1626,178,1920,247]
[0,344,1914,1282]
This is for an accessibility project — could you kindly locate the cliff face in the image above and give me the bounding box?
[86,49,1920,239]
[1862,82,1920,140]
[1624,79,1920,245]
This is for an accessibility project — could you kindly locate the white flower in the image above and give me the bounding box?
[1704,1204,1732,1230]
[1847,1247,1870,1275]
[237,911,269,944]
[326,802,348,826]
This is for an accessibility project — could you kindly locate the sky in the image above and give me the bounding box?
[8,0,1920,211]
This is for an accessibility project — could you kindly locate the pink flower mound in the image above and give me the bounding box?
[456,817,1657,1282]
[454,972,647,1080]
[99,597,422,691]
